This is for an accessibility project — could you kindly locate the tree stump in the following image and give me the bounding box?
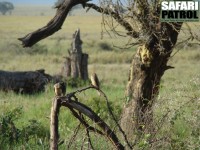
[61,57,71,78]
[61,29,88,80]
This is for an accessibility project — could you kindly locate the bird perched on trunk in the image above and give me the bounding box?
[54,82,66,96]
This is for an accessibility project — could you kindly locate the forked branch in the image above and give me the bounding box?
[50,86,125,150]
[85,3,139,38]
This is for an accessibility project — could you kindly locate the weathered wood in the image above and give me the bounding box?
[70,29,83,79]
[18,0,89,47]
[50,98,61,150]
[81,53,88,80]
[61,29,88,80]
[62,99,124,150]
[0,69,51,94]
[70,52,79,78]
[70,28,83,54]
[61,57,71,78]
[51,89,124,150]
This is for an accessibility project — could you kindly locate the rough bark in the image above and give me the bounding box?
[61,29,88,80]
[121,22,183,142]
[61,57,71,78]
[50,98,60,150]
[0,69,51,94]
[70,53,79,78]
[80,53,89,80]
[70,28,83,78]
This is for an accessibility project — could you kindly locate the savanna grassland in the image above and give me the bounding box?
[0,5,200,149]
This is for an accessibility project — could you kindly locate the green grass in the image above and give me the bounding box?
[0,6,200,149]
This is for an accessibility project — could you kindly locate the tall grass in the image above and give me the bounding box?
[0,8,199,149]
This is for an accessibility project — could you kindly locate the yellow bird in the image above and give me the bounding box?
[90,73,100,90]
[54,82,66,96]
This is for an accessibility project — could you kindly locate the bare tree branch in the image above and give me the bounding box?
[85,3,139,38]
[18,0,141,47]
[50,85,125,149]
[68,105,104,135]
[85,125,95,150]
[19,0,89,47]
[67,123,81,149]
[98,88,133,149]
[61,98,124,150]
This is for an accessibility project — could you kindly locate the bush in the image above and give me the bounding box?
[0,107,49,148]
[98,42,112,51]
[0,107,22,145]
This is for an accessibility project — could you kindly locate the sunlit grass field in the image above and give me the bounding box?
[0,5,200,149]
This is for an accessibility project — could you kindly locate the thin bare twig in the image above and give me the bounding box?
[85,127,95,150]
[85,3,139,38]
[97,88,133,149]
[67,123,81,149]
[60,96,124,149]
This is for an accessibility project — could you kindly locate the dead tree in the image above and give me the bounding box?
[61,29,88,80]
[18,0,199,146]
[61,57,71,78]
[0,69,51,94]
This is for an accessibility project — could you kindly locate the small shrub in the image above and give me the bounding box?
[0,107,49,148]
[0,107,22,145]
[21,119,49,143]
[98,42,112,51]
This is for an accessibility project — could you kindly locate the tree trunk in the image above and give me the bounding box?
[70,52,80,78]
[120,22,182,142]
[81,53,89,80]
[61,57,71,78]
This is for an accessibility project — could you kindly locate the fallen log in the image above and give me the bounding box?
[0,69,52,94]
